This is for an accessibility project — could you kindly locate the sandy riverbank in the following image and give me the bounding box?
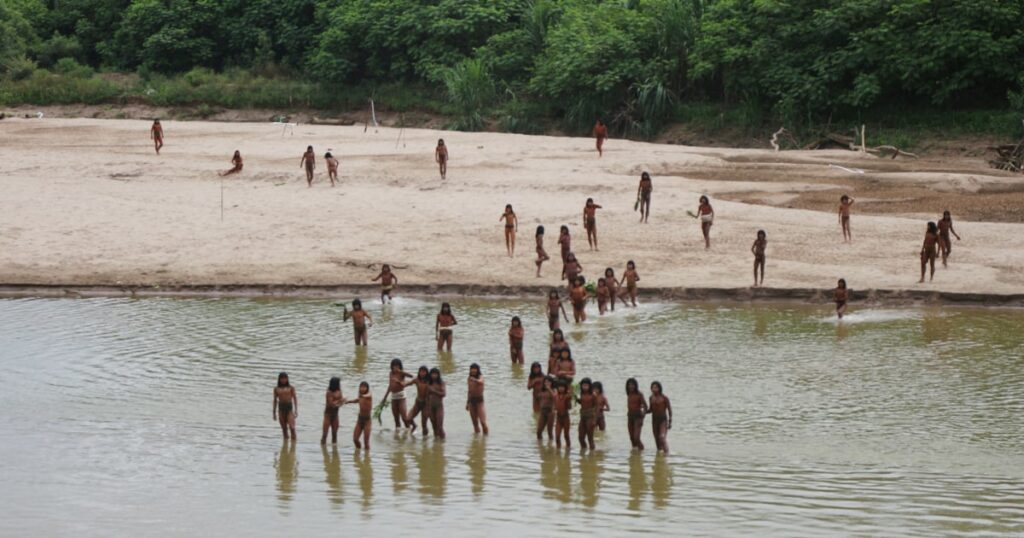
[1,117,1022,298]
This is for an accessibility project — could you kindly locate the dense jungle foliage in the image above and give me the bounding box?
[2,0,1023,138]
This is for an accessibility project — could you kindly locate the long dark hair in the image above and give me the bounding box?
[536,225,545,236]
[927,221,938,234]
[469,363,481,379]
[328,377,340,392]
[837,278,847,289]
[650,381,663,395]
[390,358,404,372]
[579,377,593,394]
[429,367,443,384]
[417,366,429,381]
[593,381,604,394]
[551,328,565,343]
[641,171,650,181]
[560,225,569,235]
[359,381,369,393]
[511,316,521,327]
[440,302,452,316]
[625,377,639,395]
[529,362,544,379]
[352,298,362,310]
[277,372,289,387]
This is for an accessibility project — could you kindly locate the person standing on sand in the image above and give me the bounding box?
[273,372,298,441]
[696,195,714,249]
[583,198,603,251]
[938,210,961,267]
[436,303,457,352]
[593,119,608,157]
[535,226,550,277]
[219,150,243,176]
[325,152,339,186]
[150,119,163,154]
[637,172,653,223]
[342,299,372,346]
[371,264,398,304]
[435,139,449,179]
[920,221,939,283]
[300,145,316,187]
[500,204,518,257]
[558,225,571,265]
[833,279,849,319]
[751,230,767,287]
[562,253,583,291]
[839,195,855,242]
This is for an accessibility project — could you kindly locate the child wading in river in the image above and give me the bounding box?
[626,378,648,450]
[346,382,373,449]
[427,368,447,439]
[577,378,597,451]
[548,328,569,375]
[273,372,298,440]
[466,363,489,435]
[833,278,849,319]
[371,264,398,304]
[381,359,415,431]
[407,366,431,436]
[593,381,610,432]
[547,290,569,332]
[618,260,640,307]
[342,299,372,346]
[554,381,573,448]
[604,268,619,311]
[436,303,457,352]
[596,277,610,315]
[648,381,672,453]
[321,377,343,444]
[528,362,545,413]
[536,376,556,441]
[509,316,525,364]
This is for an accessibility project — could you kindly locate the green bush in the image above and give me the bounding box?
[33,32,83,68]
[2,54,37,80]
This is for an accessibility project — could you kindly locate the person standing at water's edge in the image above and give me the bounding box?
[300,145,316,187]
[920,221,939,283]
[833,279,849,319]
[637,172,653,223]
[435,139,448,179]
[321,377,343,445]
[346,381,373,449]
[593,119,608,157]
[626,378,648,451]
[371,264,398,304]
[583,198,603,251]
[618,260,640,307]
[273,372,298,441]
[436,303,457,352]
[150,119,163,154]
[648,381,672,453]
[752,230,767,287]
[466,363,489,435]
[500,204,518,257]
[342,299,372,346]
[570,275,588,323]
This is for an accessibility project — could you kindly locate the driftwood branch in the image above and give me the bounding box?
[769,127,798,152]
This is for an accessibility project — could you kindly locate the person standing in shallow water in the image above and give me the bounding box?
[577,378,597,451]
[300,145,316,187]
[321,377,343,445]
[407,366,431,437]
[466,363,489,435]
[436,303,457,352]
[625,378,647,450]
[427,368,447,439]
[273,372,298,441]
[509,316,525,364]
[435,139,448,179]
[345,381,373,449]
[648,381,672,453]
[382,359,415,431]
[342,299,372,346]
[371,264,398,304]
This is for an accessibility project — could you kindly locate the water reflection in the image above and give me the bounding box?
[467,437,486,496]
[627,452,647,511]
[650,454,673,509]
[754,309,769,338]
[577,450,604,508]
[390,450,409,495]
[352,346,368,374]
[539,447,572,503]
[275,440,298,510]
[437,351,456,375]
[322,444,343,507]
[416,441,446,502]
[921,310,952,345]
[836,321,850,341]
[354,451,373,513]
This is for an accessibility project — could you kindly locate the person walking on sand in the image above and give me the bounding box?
[637,172,653,223]
[435,139,448,179]
[696,195,715,249]
[150,119,163,154]
[345,382,373,449]
[342,299,372,346]
[436,303,457,352]
[219,150,243,176]
[920,221,939,283]
[535,226,550,277]
[839,195,855,243]
[321,377,344,445]
[371,264,398,304]
[466,363,489,435]
[325,152,339,186]
[300,145,316,187]
[751,230,767,287]
[583,198,603,251]
[557,225,571,265]
[500,204,518,257]
[938,210,961,267]
[833,279,849,319]
[593,119,608,157]
[273,372,298,441]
